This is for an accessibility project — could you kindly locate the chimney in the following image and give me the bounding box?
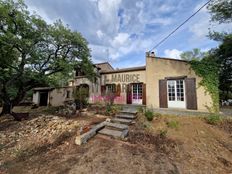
[150,51,155,57]
[146,51,155,57]
[146,52,150,57]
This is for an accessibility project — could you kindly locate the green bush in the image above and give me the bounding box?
[105,104,122,116]
[137,106,144,113]
[159,129,168,138]
[167,120,180,129]
[145,109,154,121]
[205,114,221,125]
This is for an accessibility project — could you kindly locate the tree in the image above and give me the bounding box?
[214,35,232,100]
[180,48,206,61]
[207,0,232,24]
[207,0,232,100]
[0,0,94,116]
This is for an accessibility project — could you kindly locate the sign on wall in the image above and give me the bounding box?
[104,74,140,83]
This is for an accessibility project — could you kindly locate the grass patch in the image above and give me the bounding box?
[145,109,154,121]
[205,114,222,125]
[159,129,168,138]
[154,112,162,118]
[137,106,144,114]
[166,120,180,129]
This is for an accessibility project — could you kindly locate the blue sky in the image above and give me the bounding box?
[25,0,232,68]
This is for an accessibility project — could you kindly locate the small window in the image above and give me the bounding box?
[106,84,116,93]
[66,91,71,99]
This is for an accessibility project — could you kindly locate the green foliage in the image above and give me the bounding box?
[0,0,94,114]
[216,34,232,100]
[206,0,232,102]
[180,48,207,61]
[154,112,162,118]
[207,0,232,24]
[205,114,222,125]
[105,104,121,116]
[105,104,112,116]
[137,106,145,114]
[167,120,180,129]
[159,129,168,138]
[190,56,219,113]
[73,87,89,109]
[145,109,154,121]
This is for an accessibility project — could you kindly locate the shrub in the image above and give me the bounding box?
[205,114,221,125]
[105,104,122,116]
[105,104,112,116]
[167,120,180,129]
[159,129,168,138]
[137,106,144,113]
[145,109,154,121]
[73,87,89,110]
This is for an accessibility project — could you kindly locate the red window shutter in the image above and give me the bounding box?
[126,84,132,104]
[142,83,146,105]
[116,84,121,97]
[101,85,106,95]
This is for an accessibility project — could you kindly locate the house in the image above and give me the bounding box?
[33,52,213,112]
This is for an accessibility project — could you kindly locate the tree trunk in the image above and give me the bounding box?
[0,102,12,116]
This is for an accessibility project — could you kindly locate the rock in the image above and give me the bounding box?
[75,122,106,145]
[75,129,96,145]
[98,128,128,139]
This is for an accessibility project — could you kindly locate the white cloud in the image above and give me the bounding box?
[164,49,183,59]
[112,33,130,47]
[96,30,104,38]
[189,3,232,40]
[25,0,227,67]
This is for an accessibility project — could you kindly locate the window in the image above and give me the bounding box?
[176,80,184,101]
[132,83,143,100]
[75,68,86,76]
[106,84,116,93]
[168,81,175,101]
[168,80,185,101]
[66,91,71,99]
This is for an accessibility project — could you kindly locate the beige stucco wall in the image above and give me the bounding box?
[145,56,213,112]
[99,70,146,104]
[49,87,74,106]
[73,77,101,103]
[32,91,40,105]
[34,56,213,111]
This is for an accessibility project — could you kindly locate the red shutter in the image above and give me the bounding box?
[185,78,197,110]
[159,80,168,108]
[116,84,121,97]
[142,83,146,105]
[126,84,132,104]
[101,85,106,96]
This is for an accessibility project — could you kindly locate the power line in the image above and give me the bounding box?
[149,0,213,52]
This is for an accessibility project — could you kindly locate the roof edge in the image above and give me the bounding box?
[94,62,114,70]
[153,56,189,63]
[101,66,146,74]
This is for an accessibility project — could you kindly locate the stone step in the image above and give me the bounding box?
[120,110,137,115]
[111,118,133,125]
[98,128,128,138]
[104,122,128,130]
[116,114,137,119]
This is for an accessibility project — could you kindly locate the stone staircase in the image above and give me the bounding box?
[75,105,139,145]
[98,106,138,139]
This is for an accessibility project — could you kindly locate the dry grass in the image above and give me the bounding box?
[1,107,232,174]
